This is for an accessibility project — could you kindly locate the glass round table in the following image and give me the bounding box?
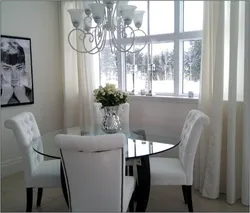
[32,126,180,212]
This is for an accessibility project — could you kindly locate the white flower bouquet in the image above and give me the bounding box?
[94,83,128,108]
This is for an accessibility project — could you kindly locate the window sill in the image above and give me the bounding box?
[128,94,199,104]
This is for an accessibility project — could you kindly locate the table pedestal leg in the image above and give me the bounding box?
[60,163,69,207]
[135,156,151,212]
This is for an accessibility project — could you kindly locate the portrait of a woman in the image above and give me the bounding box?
[1,36,34,107]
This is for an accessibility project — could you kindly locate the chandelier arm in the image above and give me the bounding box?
[94,25,103,49]
[100,29,107,52]
[86,25,107,52]
[68,28,103,54]
[84,27,105,54]
[112,28,147,54]
[84,16,106,32]
[83,16,97,31]
[111,35,134,53]
[68,29,90,53]
[112,18,125,35]
[88,24,108,54]
[111,1,118,30]
[86,24,107,54]
[110,26,136,52]
[121,25,136,47]
[109,31,115,54]
[126,29,147,54]
[98,27,107,52]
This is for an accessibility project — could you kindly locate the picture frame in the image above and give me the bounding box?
[1,35,34,107]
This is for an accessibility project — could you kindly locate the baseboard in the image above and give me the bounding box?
[1,157,23,178]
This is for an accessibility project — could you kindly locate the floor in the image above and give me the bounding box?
[1,172,248,212]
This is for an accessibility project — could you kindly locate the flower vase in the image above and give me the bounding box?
[101,106,121,134]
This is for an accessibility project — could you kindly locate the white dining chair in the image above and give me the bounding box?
[55,133,135,212]
[150,110,210,212]
[94,102,130,127]
[4,112,61,212]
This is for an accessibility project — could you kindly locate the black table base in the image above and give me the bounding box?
[135,156,150,212]
[60,163,69,207]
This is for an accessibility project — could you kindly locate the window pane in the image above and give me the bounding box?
[183,40,202,94]
[150,1,174,35]
[151,42,174,93]
[128,1,148,33]
[184,1,203,32]
[99,46,118,87]
[125,45,149,93]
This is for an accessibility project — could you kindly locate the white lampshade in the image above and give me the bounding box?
[133,10,145,29]
[89,3,105,24]
[84,17,92,32]
[83,1,93,15]
[121,5,137,25]
[68,9,84,28]
[103,0,115,9]
[117,1,129,15]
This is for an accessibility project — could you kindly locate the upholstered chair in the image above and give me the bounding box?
[4,112,61,212]
[150,110,210,212]
[55,133,135,212]
[94,103,130,132]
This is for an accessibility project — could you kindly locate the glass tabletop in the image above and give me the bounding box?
[32,126,180,160]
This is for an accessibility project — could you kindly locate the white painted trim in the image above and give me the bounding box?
[1,157,23,178]
[128,95,198,104]
[174,0,181,96]
[118,31,202,45]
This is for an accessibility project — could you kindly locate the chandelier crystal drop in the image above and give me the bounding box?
[67,1,147,54]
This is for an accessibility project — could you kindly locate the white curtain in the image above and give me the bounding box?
[59,1,99,133]
[195,1,249,206]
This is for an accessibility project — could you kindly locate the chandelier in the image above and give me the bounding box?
[67,1,147,54]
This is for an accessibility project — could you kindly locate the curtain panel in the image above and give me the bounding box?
[195,1,249,206]
[59,1,99,133]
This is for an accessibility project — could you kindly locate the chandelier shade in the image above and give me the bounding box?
[89,3,105,24]
[68,9,85,28]
[67,1,147,54]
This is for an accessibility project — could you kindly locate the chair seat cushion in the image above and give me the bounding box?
[28,159,61,188]
[123,176,135,212]
[150,157,186,185]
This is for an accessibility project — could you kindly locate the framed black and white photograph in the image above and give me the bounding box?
[1,35,34,107]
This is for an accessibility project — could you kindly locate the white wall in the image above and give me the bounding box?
[1,1,63,177]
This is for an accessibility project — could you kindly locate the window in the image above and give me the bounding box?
[151,42,174,94]
[183,40,202,94]
[99,46,118,88]
[99,1,203,96]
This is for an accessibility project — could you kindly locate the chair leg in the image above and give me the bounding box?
[36,188,43,207]
[128,199,134,212]
[128,192,135,212]
[186,185,193,212]
[26,188,33,212]
[182,185,188,204]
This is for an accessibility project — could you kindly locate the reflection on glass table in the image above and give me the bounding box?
[32,126,180,160]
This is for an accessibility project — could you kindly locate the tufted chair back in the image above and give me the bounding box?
[55,133,126,212]
[4,112,43,186]
[94,103,130,127]
[179,110,210,185]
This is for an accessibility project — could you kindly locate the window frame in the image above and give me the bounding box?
[99,1,203,97]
